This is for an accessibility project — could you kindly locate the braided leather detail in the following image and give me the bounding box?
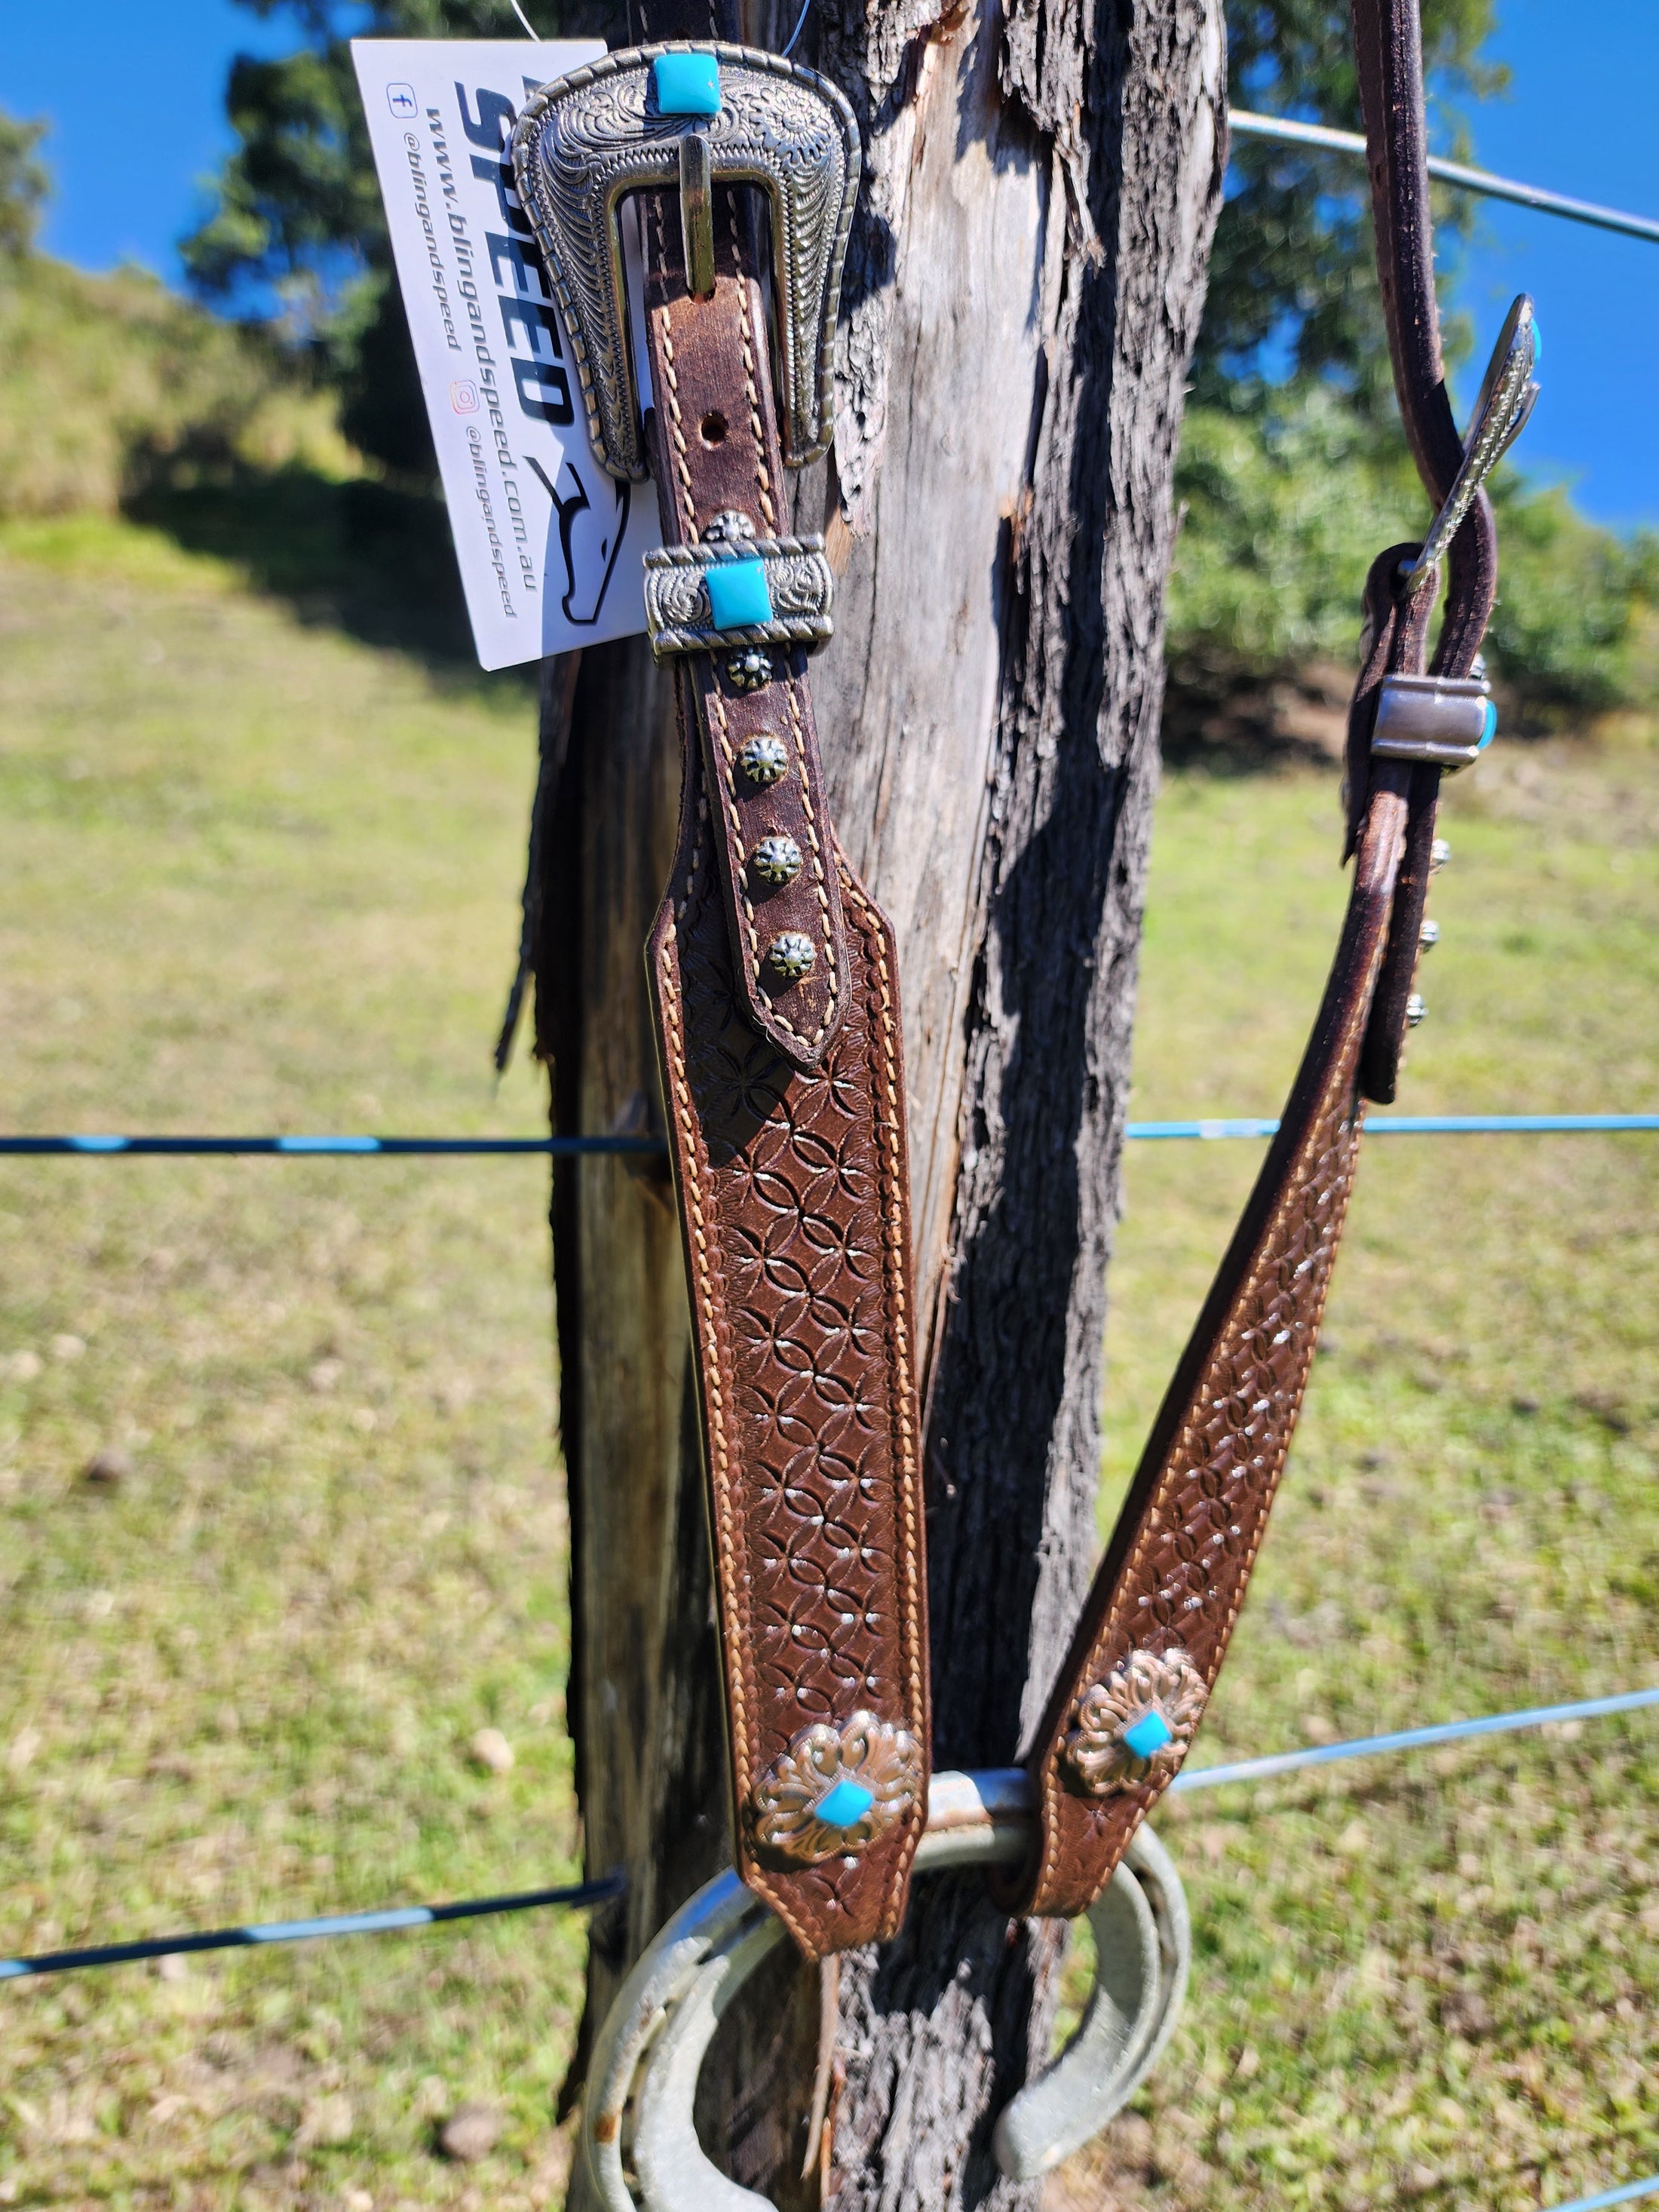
[649,738,928,1961]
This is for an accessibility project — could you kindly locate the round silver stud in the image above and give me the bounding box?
[726,648,772,694]
[1419,919,1440,950]
[1405,993,1427,1028]
[1430,838,1451,870]
[703,509,757,545]
[765,931,816,986]
[750,834,803,888]
[738,733,789,788]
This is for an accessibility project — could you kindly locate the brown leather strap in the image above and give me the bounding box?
[1007,0,1500,1920]
[621,43,928,1959]
[1349,0,1497,1100]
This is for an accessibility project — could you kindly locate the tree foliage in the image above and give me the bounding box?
[0,111,50,259]
[1199,0,1502,408]
[182,2,618,474]
[180,0,1657,719]
[1167,382,1659,723]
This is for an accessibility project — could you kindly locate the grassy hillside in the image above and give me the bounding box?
[0,251,353,520]
[0,514,1654,2211]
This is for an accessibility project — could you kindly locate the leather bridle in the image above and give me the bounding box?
[1006,0,1535,1920]
[511,0,1536,2176]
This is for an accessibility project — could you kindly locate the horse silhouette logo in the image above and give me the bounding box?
[529,455,631,628]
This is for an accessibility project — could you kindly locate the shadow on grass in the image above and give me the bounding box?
[126,465,514,684]
[1160,660,1353,778]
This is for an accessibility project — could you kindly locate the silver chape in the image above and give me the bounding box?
[1370,672,1495,772]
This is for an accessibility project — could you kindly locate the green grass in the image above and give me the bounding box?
[0,518,584,2208]
[0,252,353,523]
[0,514,1655,2210]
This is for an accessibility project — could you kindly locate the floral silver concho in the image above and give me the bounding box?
[750,1712,921,1867]
[1063,1647,1207,1796]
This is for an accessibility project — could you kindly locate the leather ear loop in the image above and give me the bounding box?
[1348,0,1500,1101]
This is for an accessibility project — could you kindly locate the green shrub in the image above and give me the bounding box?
[1169,381,1659,724]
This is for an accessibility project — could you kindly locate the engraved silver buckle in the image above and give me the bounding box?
[1370,672,1497,772]
[510,42,860,483]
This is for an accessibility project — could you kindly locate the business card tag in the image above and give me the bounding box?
[353,39,661,670]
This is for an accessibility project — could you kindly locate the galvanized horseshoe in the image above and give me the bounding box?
[578,1769,1190,2209]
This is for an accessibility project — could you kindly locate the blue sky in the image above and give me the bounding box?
[2,1,1655,527]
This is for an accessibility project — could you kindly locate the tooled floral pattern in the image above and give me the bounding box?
[658,793,925,1953]
[1133,1098,1360,1649]
[1025,885,1389,1920]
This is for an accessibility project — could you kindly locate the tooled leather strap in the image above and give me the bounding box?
[1007,0,1509,1922]
[514,28,929,1961]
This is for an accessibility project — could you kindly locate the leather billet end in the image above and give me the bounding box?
[642,265,852,1069]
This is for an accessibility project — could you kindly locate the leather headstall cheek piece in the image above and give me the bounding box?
[1001,0,1540,1922]
[513,29,929,1962]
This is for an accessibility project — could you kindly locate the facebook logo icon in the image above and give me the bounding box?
[386,83,419,118]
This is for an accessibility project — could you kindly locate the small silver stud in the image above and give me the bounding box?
[1419,919,1440,950]
[726,648,773,694]
[704,509,756,545]
[1430,838,1451,871]
[1405,993,1427,1028]
[765,931,816,985]
[738,733,789,787]
[750,834,803,888]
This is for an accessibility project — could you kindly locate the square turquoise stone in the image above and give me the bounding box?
[814,1778,875,1829]
[706,558,773,632]
[1122,1709,1173,1761]
[651,52,721,118]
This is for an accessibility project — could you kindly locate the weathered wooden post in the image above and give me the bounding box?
[532,0,1225,2197]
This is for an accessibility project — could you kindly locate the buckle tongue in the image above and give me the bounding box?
[1401,293,1541,587]
[511,42,860,482]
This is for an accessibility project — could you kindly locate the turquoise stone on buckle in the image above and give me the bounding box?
[651,51,722,118]
[705,558,774,632]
